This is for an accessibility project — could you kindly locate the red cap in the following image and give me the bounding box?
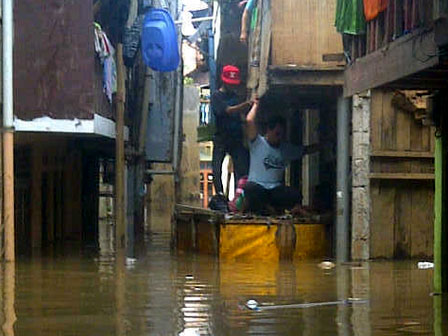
[221,65,241,85]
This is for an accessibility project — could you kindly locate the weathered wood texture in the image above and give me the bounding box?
[14,134,84,254]
[147,164,175,233]
[271,0,344,68]
[369,90,434,258]
[344,29,440,97]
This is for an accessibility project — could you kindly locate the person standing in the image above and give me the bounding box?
[211,65,252,196]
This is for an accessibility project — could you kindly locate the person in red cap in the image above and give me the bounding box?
[211,65,252,198]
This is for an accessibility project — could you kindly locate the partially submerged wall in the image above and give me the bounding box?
[353,89,435,259]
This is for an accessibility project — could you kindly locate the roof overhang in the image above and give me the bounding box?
[344,28,443,97]
[269,66,344,87]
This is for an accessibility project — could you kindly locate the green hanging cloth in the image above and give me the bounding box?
[335,0,366,35]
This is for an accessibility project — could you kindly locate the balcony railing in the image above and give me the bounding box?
[350,0,437,61]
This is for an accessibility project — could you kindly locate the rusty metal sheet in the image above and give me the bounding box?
[14,0,96,120]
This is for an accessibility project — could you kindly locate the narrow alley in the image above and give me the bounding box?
[0,0,446,335]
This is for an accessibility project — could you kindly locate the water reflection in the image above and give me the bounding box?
[0,231,446,335]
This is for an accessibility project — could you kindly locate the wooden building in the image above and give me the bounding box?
[214,0,346,255]
[212,0,446,265]
[0,0,184,257]
[342,0,448,290]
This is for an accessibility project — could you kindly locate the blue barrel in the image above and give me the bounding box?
[141,8,180,72]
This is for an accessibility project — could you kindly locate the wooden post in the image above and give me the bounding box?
[115,44,126,250]
[2,261,16,335]
[3,131,14,261]
[434,134,445,293]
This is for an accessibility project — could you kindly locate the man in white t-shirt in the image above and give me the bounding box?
[244,99,312,214]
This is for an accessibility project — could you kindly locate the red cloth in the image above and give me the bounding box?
[363,0,389,21]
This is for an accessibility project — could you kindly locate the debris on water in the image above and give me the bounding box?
[185,274,194,280]
[417,262,434,269]
[125,257,137,265]
[246,299,259,310]
[179,328,201,336]
[245,298,368,311]
[318,261,336,270]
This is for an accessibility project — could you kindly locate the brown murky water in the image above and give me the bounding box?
[0,231,447,335]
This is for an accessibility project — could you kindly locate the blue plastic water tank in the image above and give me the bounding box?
[141,8,180,72]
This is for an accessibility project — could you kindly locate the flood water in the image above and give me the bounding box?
[1,230,447,335]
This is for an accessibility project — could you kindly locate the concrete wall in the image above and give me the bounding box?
[147,86,201,233]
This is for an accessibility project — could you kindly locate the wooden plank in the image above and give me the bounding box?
[410,121,423,151]
[269,69,344,86]
[344,29,439,97]
[271,0,343,67]
[381,91,397,151]
[46,170,55,243]
[371,150,434,158]
[396,107,411,151]
[257,0,272,97]
[370,181,395,258]
[411,184,434,257]
[30,146,42,251]
[175,204,218,217]
[370,90,384,151]
[395,185,413,257]
[369,173,435,179]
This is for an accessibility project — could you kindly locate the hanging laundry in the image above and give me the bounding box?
[94,23,117,102]
[363,0,389,21]
[335,0,366,35]
[103,56,117,103]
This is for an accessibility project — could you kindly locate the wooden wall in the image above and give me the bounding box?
[370,90,435,258]
[271,0,344,67]
[15,135,84,255]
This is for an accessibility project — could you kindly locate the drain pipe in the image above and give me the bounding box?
[3,0,15,262]
[336,96,350,263]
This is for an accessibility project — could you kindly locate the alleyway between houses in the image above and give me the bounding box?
[0,221,442,336]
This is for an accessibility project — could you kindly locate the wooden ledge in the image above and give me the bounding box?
[371,150,434,159]
[369,173,435,180]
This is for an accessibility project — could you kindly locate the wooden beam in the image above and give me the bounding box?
[257,0,271,97]
[371,150,434,158]
[344,28,439,97]
[369,172,435,179]
[269,68,344,87]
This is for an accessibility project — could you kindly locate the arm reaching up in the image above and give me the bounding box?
[246,98,259,141]
[240,8,250,43]
[240,0,255,43]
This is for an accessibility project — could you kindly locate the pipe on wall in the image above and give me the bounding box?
[336,96,350,263]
